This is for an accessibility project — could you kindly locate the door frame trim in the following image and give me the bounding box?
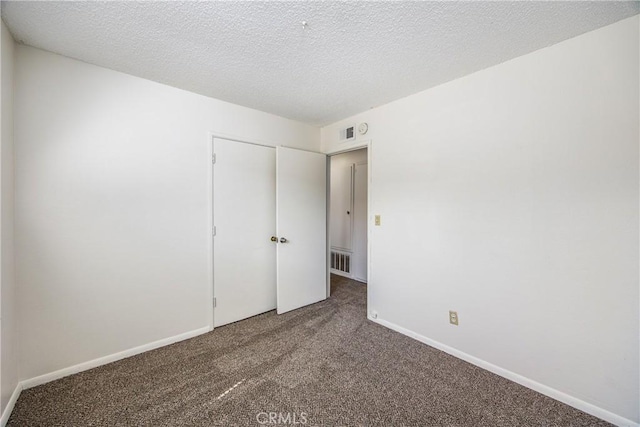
[352,160,369,283]
[325,140,372,314]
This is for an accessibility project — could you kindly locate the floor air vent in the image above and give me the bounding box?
[331,250,351,274]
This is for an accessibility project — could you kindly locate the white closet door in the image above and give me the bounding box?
[276,147,327,314]
[353,163,368,282]
[213,138,276,326]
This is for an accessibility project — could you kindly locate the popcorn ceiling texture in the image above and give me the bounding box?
[1,1,638,126]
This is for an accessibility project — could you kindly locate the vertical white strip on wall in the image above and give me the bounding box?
[353,162,368,282]
[0,19,19,418]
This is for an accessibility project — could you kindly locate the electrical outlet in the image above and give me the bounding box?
[374,215,381,226]
[449,311,459,326]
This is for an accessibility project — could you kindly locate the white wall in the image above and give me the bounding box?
[322,16,639,424]
[0,20,18,415]
[330,149,367,251]
[14,45,319,381]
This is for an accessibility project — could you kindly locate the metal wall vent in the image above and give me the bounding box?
[331,250,351,274]
[339,125,356,143]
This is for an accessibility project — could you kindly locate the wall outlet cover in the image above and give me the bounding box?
[449,310,459,325]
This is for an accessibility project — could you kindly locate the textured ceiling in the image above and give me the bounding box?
[2,1,638,126]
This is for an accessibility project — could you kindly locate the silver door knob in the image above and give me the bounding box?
[270,236,278,242]
[279,237,288,243]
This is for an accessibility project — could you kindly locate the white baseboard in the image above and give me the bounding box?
[329,269,352,279]
[0,382,22,427]
[370,316,639,427]
[21,326,211,390]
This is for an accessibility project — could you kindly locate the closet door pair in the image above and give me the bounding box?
[213,138,326,327]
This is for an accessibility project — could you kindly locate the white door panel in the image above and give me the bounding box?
[276,147,327,314]
[353,163,368,282]
[213,138,276,326]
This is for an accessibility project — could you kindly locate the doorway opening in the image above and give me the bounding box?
[328,148,368,293]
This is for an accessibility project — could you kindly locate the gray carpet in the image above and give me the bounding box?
[9,275,610,426]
